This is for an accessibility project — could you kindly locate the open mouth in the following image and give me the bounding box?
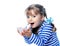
[30,23,34,26]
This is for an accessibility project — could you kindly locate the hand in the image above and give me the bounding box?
[17,28,32,37]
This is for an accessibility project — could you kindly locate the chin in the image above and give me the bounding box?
[31,26,37,28]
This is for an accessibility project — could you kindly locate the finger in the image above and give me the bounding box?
[23,29,28,33]
[20,32,25,36]
[26,29,31,33]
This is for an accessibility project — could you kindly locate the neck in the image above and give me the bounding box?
[32,20,44,34]
[32,26,40,34]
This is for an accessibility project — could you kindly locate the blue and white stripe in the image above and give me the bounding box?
[24,21,59,46]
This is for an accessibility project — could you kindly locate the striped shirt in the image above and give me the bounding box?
[24,21,59,46]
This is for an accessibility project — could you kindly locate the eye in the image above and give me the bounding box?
[27,16,30,18]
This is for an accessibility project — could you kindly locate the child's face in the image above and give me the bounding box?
[26,10,44,28]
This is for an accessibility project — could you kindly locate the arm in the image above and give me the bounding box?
[24,23,53,46]
[24,33,42,46]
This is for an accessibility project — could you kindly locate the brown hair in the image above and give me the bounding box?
[25,4,56,32]
[25,4,47,18]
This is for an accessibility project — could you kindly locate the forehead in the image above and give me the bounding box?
[25,8,40,16]
[27,10,36,16]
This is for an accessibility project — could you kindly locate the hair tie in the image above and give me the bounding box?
[45,17,53,24]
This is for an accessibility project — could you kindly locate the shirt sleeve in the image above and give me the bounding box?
[24,33,42,45]
[24,23,53,46]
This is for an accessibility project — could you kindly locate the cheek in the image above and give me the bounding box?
[35,17,42,22]
[27,19,29,23]
[37,20,41,25]
[35,20,42,27]
[35,18,42,25]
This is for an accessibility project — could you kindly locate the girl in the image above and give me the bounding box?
[18,4,59,46]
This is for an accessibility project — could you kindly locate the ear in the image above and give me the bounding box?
[41,15,45,21]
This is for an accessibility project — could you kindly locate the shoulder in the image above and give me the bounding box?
[39,21,53,30]
[38,21,53,35]
[42,21,53,30]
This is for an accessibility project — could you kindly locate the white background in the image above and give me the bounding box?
[0,0,60,46]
